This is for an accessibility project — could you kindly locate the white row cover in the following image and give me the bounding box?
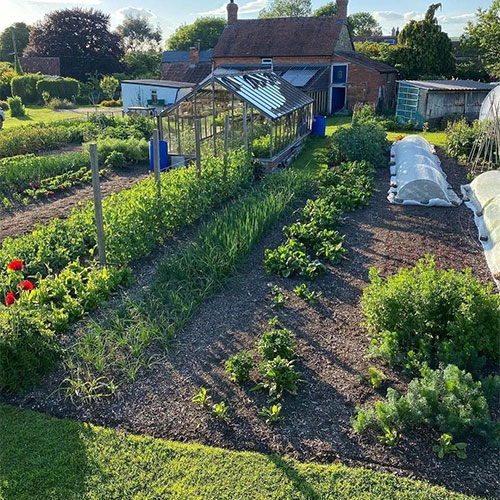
[388,136,461,207]
[461,170,500,288]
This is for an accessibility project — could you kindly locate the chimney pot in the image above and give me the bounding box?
[190,47,199,65]
[227,1,238,25]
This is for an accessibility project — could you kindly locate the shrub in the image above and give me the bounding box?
[7,96,25,117]
[0,100,9,111]
[225,352,253,383]
[47,98,76,110]
[100,99,121,107]
[353,365,500,446]
[362,256,500,374]
[252,135,271,158]
[323,122,389,167]
[446,119,489,163]
[36,78,80,101]
[90,137,149,164]
[11,73,45,105]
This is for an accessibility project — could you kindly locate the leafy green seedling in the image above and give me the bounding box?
[433,434,467,459]
[192,387,211,408]
[259,403,284,425]
[212,401,230,423]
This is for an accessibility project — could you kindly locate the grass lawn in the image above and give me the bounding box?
[1,106,82,129]
[0,405,484,500]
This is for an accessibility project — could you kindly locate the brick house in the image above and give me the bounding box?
[161,49,213,84]
[212,0,397,114]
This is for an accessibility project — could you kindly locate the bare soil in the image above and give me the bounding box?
[2,151,498,498]
[0,164,150,243]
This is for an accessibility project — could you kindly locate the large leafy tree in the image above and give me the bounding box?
[117,15,162,52]
[123,51,162,79]
[348,12,383,37]
[167,18,226,51]
[394,3,455,78]
[24,9,123,80]
[463,0,500,80]
[259,0,313,18]
[0,23,30,63]
[313,2,337,17]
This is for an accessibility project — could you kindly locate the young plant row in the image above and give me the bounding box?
[0,151,254,392]
[264,160,375,279]
[0,114,154,159]
[354,257,500,456]
[63,148,320,401]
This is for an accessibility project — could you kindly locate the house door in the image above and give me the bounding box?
[332,87,346,113]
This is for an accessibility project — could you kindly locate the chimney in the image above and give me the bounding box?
[190,47,199,66]
[336,0,348,21]
[227,0,238,25]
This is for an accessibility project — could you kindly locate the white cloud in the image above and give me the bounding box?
[114,6,156,20]
[26,0,100,4]
[372,10,424,25]
[438,13,475,25]
[199,0,267,17]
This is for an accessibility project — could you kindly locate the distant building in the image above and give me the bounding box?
[396,80,497,129]
[211,0,397,114]
[161,49,213,85]
[19,57,60,75]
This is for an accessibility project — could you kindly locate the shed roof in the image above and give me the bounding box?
[161,49,213,64]
[335,50,397,73]
[122,79,194,88]
[162,71,313,121]
[213,17,346,58]
[161,62,212,85]
[399,80,496,91]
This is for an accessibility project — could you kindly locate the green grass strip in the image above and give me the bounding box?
[0,404,483,500]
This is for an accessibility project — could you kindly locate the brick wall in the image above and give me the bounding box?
[214,56,332,66]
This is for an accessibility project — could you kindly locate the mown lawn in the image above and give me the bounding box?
[0,405,484,500]
[326,115,447,148]
[1,106,82,129]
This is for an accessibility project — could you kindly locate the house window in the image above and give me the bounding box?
[261,58,273,65]
[151,90,158,104]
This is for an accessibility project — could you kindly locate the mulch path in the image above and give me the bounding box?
[0,164,150,243]
[2,150,498,498]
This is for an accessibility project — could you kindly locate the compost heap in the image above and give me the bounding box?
[461,170,500,288]
[388,136,461,207]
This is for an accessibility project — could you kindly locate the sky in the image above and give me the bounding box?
[0,0,492,40]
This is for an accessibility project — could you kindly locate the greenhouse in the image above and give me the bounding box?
[388,136,460,207]
[159,71,314,169]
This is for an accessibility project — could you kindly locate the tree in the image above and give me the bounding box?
[464,0,500,80]
[167,18,226,51]
[313,2,336,17]
[259,0,312,18]
[100,75,120,100]
[24,9,124,81]
[123,51,162,79]
[394,3,455,78]
[348,12,382,37]
[117,15,162,52]
[0,23,30,63]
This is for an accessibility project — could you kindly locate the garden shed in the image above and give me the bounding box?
[159,71,314,169]
[396,80,496,129]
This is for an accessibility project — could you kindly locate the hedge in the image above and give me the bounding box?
[10,74,45,105]
[37,78,80,101]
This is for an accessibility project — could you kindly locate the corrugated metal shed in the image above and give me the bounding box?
[400,80,495,92]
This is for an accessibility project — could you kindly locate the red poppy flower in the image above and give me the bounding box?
[5,292,15,306]
[8,260,23,272]
[18,280,34,291]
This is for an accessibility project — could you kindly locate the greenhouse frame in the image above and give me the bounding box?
[159,71,314,169]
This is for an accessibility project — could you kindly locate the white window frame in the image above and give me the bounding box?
[261,58,273,65]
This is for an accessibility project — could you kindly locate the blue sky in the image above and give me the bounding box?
[1,0,491,39]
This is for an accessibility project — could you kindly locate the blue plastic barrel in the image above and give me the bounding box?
[149,140,169,171]
[312,115,327,137]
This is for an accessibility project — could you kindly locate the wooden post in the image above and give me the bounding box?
[89,143,106,267]
[156,115,163,141]
[269,120,274,159]
[211,76,217,156]
[195,119,202,178]
[153,128,161,195]
[243,104,248,151]
[224,114,230,180]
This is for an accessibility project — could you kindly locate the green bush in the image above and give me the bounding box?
[100,99,122,107]
[362,256,500,374]
[86,137,149,164]
[225,352,253,383]
[257,328,296,361]
[7,96,25,117]
[105,151,127,168]
[36,77,80,101]
[47,98,76,110]
[353,364,500,446]
[324,122,389,167]
[0,100,9,111]
[445,119,488,162]
[252,135,271,158]
[11,73,45,105]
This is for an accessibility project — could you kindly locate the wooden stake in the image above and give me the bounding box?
[153,128,161,195]
[243,104,248,151]
[195,119,202,178]
[89,143,106,267]
[224,114,230,180]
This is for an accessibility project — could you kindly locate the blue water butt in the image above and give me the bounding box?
[149,140,169,171]
[312,115,327,137]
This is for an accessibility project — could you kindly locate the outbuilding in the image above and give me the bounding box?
[396,80,497,129]
[121,79,194,114]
